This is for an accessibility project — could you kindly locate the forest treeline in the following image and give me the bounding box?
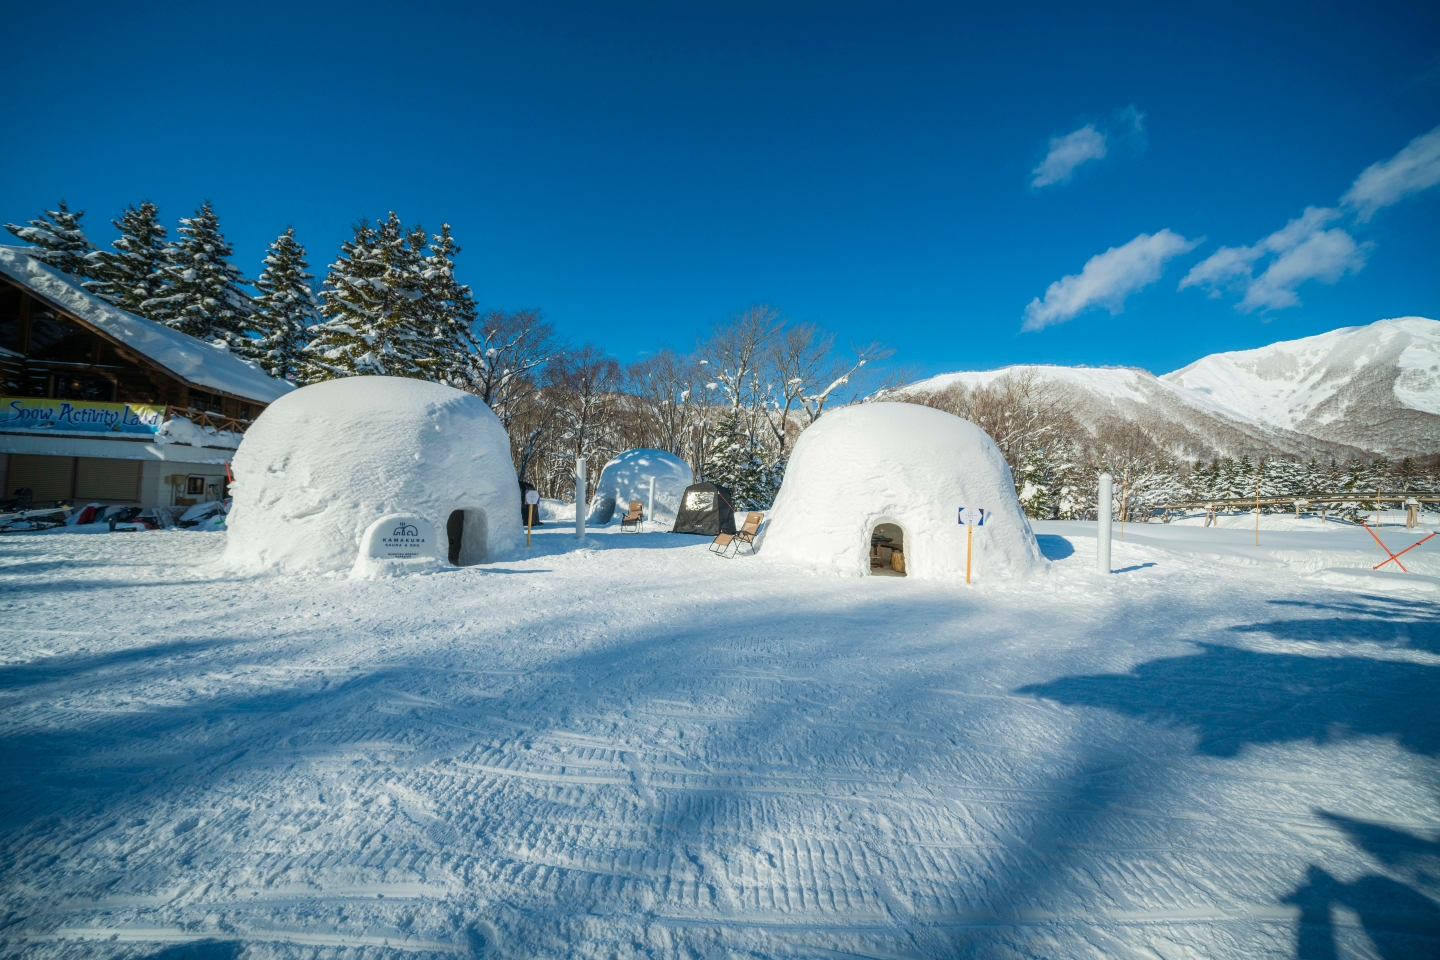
[10,201,1437,518]
[5,202,899,504]
[912,370,1440,520]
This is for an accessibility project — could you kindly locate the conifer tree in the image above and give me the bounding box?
[143,201,254,349]
[303,214,481,385]
[417,222,478,384]
[4,201,96,277]
[86,201,168,312]
[303,213,430,382]
[252,227,320,380]
[704,411,767,508]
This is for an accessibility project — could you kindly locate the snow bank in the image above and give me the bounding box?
[590,448,694,527]
[223,377,521,573]
[760,402,1044,581]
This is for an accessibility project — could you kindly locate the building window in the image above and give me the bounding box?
[188,390,223,413]
[186,476,208,496]
[53,375,116,402]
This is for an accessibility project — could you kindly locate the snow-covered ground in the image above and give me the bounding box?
[2,521,1437,958]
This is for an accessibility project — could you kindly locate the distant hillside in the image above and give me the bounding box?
[1161,317,1440,455]
[907,317,1440,460]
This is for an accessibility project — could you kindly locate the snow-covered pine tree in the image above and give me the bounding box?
[417,223,478,384]
[302,213,433,382]
[86,201,168,313]
[143,201,254,350]
[704,411,767,508]
[1016,438,1062,518]
[4,201,96,277]
[251,227,320,380]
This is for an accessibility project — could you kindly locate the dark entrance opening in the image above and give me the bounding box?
[447,510,465,565]
[870,522,906,576]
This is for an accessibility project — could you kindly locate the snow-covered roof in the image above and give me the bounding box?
[0,245,293,404]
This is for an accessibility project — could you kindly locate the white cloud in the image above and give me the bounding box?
[1178,206,1367,312]
[1342,124,1440,221]
[1031,124,1108,188]
[1022,229,1199,331]
[1239,228,1368,311]
[1030,106,1146,190]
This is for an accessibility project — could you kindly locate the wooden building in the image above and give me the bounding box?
[0,246,292,508]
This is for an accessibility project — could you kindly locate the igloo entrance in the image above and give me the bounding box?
[870,522,906,576]
[446,508,489,566]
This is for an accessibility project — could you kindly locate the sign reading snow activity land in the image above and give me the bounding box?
[369,515,437,560]
[958,507,986,526]
[1,396,167,438]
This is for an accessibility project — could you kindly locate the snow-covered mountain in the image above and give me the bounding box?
[1161,317,1439,455]
[908,317,1440,458]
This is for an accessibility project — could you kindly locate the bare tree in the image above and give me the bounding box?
[697,304,782,413]
[458,309,564,484]
[545,344,624,500]
[465,309,559,430]
[761,323,894,458]
[623,349,704,460]
[912,368,1073,469]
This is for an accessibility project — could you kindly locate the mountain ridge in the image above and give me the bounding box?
[907,317,1440,458]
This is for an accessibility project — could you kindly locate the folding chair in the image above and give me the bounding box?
[710,513,763,558]
[733,512,763,553]
[620,500,644,532]
[708,532,739,558]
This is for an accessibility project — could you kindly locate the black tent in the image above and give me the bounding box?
[671,481,736,536]
[519,480,542,526]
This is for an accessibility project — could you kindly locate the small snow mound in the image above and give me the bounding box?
[155,416,242,449]
[223,376,520,573]
[590,448,694,527]
[760,402,1044,581]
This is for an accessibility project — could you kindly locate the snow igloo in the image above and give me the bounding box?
[760,402,1044,581]
[224,376,522,573]
[591,448,694,527]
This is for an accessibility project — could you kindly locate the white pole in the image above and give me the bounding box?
[648,476,656,530]
[1097,472,1113,574]
[575,457,587,540]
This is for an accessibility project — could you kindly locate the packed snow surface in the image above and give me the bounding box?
[224,377,521,573]
[2,519,1438,958]
[590,449,693,528]
[762,403,1044,580]
[0,245,292,404]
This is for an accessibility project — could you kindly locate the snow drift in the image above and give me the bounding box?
[760,403,1044,581]
[591,448,694,527]
[224,377,521,573]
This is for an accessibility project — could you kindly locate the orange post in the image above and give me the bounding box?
[966,523,973,584]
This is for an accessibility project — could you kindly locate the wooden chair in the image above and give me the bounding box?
[620,500,644,532]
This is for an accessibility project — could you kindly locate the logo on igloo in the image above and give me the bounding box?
[391,522,420,538]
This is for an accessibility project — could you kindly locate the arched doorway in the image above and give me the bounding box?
[870,522,906,576]
[446,508,489,566]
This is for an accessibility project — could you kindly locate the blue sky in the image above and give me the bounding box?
[4,1,1438,377]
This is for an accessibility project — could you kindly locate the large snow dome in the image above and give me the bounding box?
[592,448,694,527]
[224,376,522,573]
[760,403,1044,581]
